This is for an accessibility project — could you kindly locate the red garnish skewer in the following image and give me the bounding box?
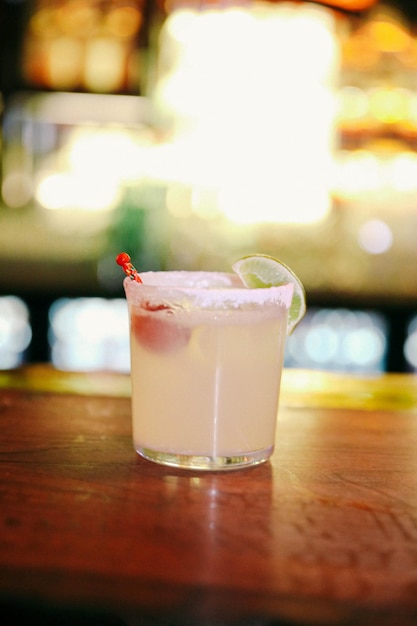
[116,252,142,283]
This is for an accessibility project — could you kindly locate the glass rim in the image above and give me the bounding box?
[123,271,294,310]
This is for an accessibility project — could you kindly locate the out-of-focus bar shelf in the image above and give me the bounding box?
[2,3,417,373]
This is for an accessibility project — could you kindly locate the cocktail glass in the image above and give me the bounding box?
[124,270,293,470]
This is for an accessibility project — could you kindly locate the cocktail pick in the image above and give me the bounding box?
[116,252,143,283]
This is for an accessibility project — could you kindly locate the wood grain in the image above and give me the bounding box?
[1,369,417,625]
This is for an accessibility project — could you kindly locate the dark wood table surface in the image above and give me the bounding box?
[1,365,417,626]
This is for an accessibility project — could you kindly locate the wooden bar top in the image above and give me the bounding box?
[1,366,417,625]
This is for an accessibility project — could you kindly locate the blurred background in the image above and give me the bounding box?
[1,0,417,374]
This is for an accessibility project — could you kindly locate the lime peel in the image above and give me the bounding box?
[232,254,306,334]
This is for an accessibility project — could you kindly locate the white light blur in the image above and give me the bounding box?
[390,152,417,192]
[35,128,149,211]
[358,219,393,255]
[0,297,32,369]
[335,149,417,200]
[67,129,142,179]
[49,298,130,371]
[404,317,417,371]
[305,325,339,364]
[341,327,385,366]
[336,150,381,196]
[337,86,368,123]
[285,308,387,373]
[404,333,417,369]
[153,2,339,224]
[36,171,121,211]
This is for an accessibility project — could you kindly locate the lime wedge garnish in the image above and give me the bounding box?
[232,254,306,334]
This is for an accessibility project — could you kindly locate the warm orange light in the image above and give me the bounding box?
[56,0,100,37]
[29,7,55,36]
[399,38,417,69]
[326,0,378,10]
[341,33,379,69]
[47,37,83,90]
[106,6,143,38]
[368,20,410,53]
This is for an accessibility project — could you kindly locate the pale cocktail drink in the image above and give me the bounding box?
[124,270,294,470]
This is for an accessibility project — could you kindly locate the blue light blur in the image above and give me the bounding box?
[285,308,388,373]
[49,298,129,372]
[0,296,32,369]
[48,298,390,374]
[404,316,417,372]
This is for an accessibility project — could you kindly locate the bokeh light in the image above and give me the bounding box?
[357,219,393,254]
[0,297,32,369]
[285,308,387,373]
[404,316,417,371]
[46,298,390,375]
[49,298,130,371]
[153,2,339,225]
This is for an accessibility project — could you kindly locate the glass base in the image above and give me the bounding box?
[136,445,273,471]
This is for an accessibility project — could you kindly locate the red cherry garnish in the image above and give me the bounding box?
[116,252,131,267]
[116,252,142,283]
[132,303,191,353]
